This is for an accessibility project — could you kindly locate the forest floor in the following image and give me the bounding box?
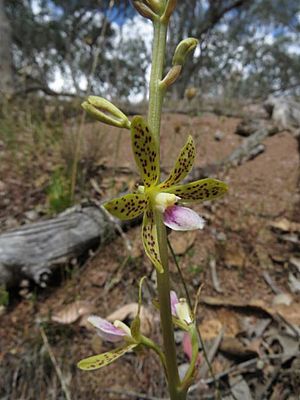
[0,109,299,399]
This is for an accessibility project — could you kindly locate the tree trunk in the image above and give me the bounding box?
[0,0,14,96]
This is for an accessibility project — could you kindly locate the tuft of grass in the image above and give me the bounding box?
[47,168,72,214]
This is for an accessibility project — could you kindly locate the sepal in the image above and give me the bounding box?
[77,344,137,371]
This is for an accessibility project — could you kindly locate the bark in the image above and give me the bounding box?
[0,0,14,96]
[0,206,116,287]
[264,96,300,130]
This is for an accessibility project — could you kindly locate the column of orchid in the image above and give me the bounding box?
[78,2,228,400]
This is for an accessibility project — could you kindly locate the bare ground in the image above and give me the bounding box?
[0,111,299,399]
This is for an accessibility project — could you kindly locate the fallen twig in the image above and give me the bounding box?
[262,271,282,295]
[209,258,223,294]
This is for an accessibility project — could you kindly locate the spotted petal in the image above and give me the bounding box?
[142,207,163,273]
[104,193,147,220]
[160,135,195,189]
[77,344,137,371]
[165,178,228,203]
[131,116,159,188]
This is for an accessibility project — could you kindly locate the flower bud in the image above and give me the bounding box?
[160,65,182,89]
[172,38,199,67]
[131,1,157,20]
[82,96,130,129]
[161,0,177,23]
[175,298,193,325]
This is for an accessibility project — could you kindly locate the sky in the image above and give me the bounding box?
[49,15,153,102]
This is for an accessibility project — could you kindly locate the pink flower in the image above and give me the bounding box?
[87,316,130,343]
[163,205,205,231]
[170,291,193,325]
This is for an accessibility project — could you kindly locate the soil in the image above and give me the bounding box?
[0,111,299,399]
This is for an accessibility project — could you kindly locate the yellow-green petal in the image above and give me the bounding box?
[77,344,137,371]
[160,135,195,189]
[165,178,228,202]
[131,116,159,188]
[142,208,163,273]
[104,193,147,220]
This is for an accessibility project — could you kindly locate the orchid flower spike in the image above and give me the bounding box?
[104,116,228,273]
[77,316,136,371]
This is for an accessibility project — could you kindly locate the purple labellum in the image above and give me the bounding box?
[88,316,127,342]
[163,205,205,231]
[170,290,179,317]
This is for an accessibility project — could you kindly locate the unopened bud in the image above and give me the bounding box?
[160,65,182,89]
[175,299,193,325]
[131,1,157,20]
[172,38,199,67]
[145,0,163,14]
[161,0,177,23]
[82,96,130,129]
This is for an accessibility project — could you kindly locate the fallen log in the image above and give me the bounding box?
[188,123,279,180]
[264,96,300,130]
[0,122,281,287]
[0,205,116,287]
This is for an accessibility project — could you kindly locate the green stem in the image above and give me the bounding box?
[154,210,185,400]
[148,13,186,400]
[180,326,199,391]
[148,20,167,149]
[140,335,167,371]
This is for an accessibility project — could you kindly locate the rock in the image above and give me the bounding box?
[272,293,293,306]
[235,119,262,137]
[169,231,197,256]
[214,130,225,141]
[24,210,39,222]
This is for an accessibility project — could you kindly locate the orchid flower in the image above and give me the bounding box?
[104,116,228,273]
[170,290,193,327]
[77,316,137,371]
[87,316,131,343]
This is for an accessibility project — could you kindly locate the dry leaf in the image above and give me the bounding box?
[200,295,300,328]
[106,303,153,335]
[288,273,300,293]
[269,218,300,233]
[106,303,139,322]
[220,337,258,360]
[198,319,223,341]
[228,375,253,400]
[51,301,93,324]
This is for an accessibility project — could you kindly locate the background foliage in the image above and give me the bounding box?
[1,0,299,101]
